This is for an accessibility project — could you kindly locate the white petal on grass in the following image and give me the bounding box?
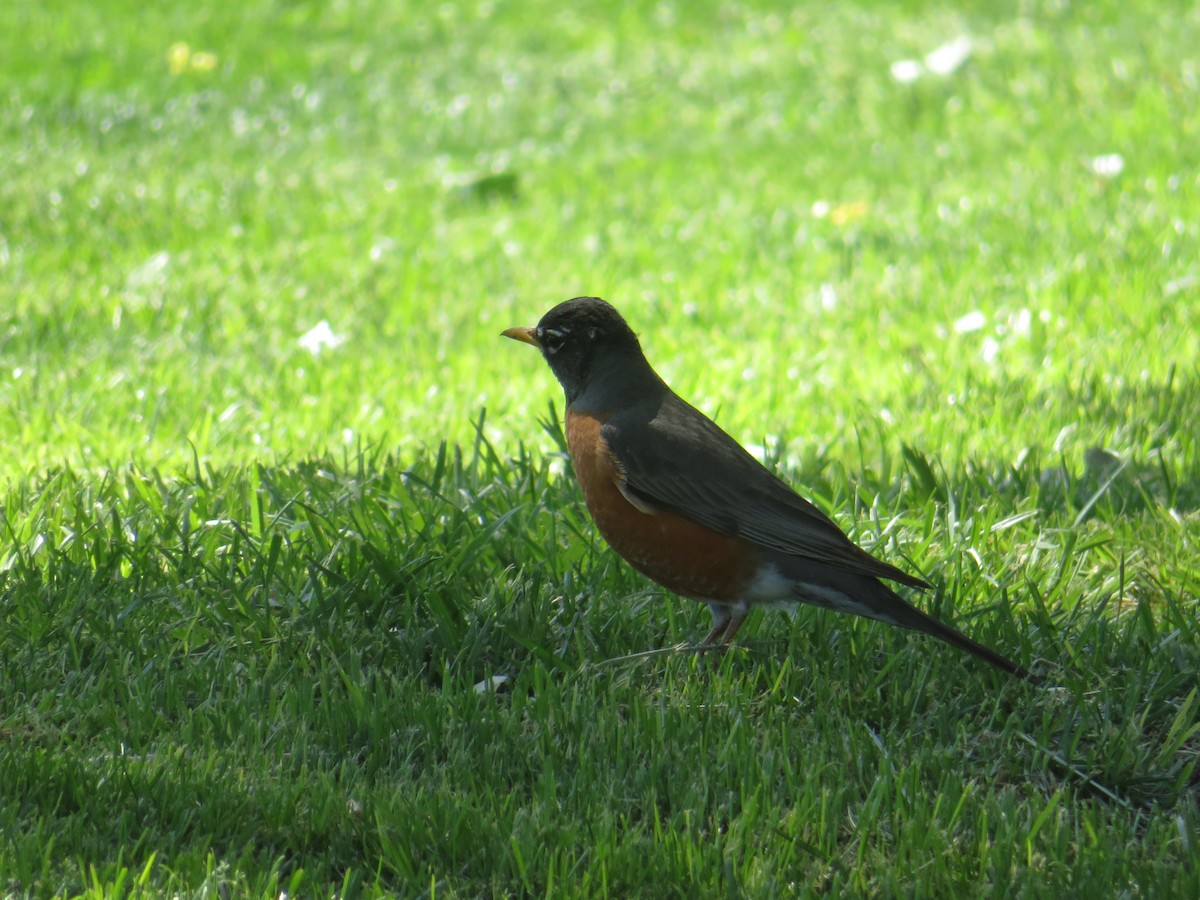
[819,283,838,310]
[126,251,170,288]
[890,60,923,84]
[1089,153,1125,178]
[925,36,973,75]
[1164,274,1198,296]
[954,310,987,333]
[369,237,397,262]
[473,674,510,694]
[1012,308,1032,337]
[981,336,1001,365]
[298,320,345,355]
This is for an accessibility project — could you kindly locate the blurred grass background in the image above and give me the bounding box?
[4,0,1197,475]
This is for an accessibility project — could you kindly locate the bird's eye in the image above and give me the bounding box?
[537,326,566,354]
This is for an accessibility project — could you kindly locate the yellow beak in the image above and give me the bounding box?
[501,326,540,347]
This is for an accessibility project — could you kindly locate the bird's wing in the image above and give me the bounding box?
[600,394,929,589]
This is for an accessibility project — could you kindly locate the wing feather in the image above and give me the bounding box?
[601,394,929,589]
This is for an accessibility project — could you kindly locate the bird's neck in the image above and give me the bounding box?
[568,351,664,411]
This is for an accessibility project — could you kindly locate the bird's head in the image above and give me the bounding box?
[503,296,653,404]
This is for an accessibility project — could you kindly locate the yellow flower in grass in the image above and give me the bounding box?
[167,42,191,75]
[167,42,219,75]
[190,51,218,72]
[829,200,869,226]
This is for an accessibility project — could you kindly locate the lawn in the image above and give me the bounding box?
[2,0,1199,896]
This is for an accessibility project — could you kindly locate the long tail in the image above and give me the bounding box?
[795,569,1033,680]
[896,599,1032,680]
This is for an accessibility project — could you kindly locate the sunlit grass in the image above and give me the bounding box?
[4,0,1198,476]
[1,0,1198,895]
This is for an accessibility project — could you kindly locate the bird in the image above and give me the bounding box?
[503,296,1030,679]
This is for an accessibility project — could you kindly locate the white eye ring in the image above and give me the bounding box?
[537,326,565,354]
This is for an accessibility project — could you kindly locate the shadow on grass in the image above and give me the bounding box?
[1,406,1197,895]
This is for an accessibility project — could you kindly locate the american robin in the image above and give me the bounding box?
[503,296,1029,679]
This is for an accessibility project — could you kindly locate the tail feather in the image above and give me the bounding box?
[789,566,1032,680]
[897,602,1031,680]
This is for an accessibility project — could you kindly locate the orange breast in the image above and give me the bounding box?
[565,408,758,603]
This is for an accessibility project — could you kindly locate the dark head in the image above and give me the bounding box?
[502,297,657,404]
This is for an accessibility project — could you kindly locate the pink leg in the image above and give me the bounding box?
[701,614,730,645]
[701,604,748,646]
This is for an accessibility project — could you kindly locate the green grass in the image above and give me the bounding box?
[2,0,1199,895]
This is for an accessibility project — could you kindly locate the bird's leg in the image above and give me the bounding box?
[701,603,749,647]
[719,607,749,644]
[700,604,732,646]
